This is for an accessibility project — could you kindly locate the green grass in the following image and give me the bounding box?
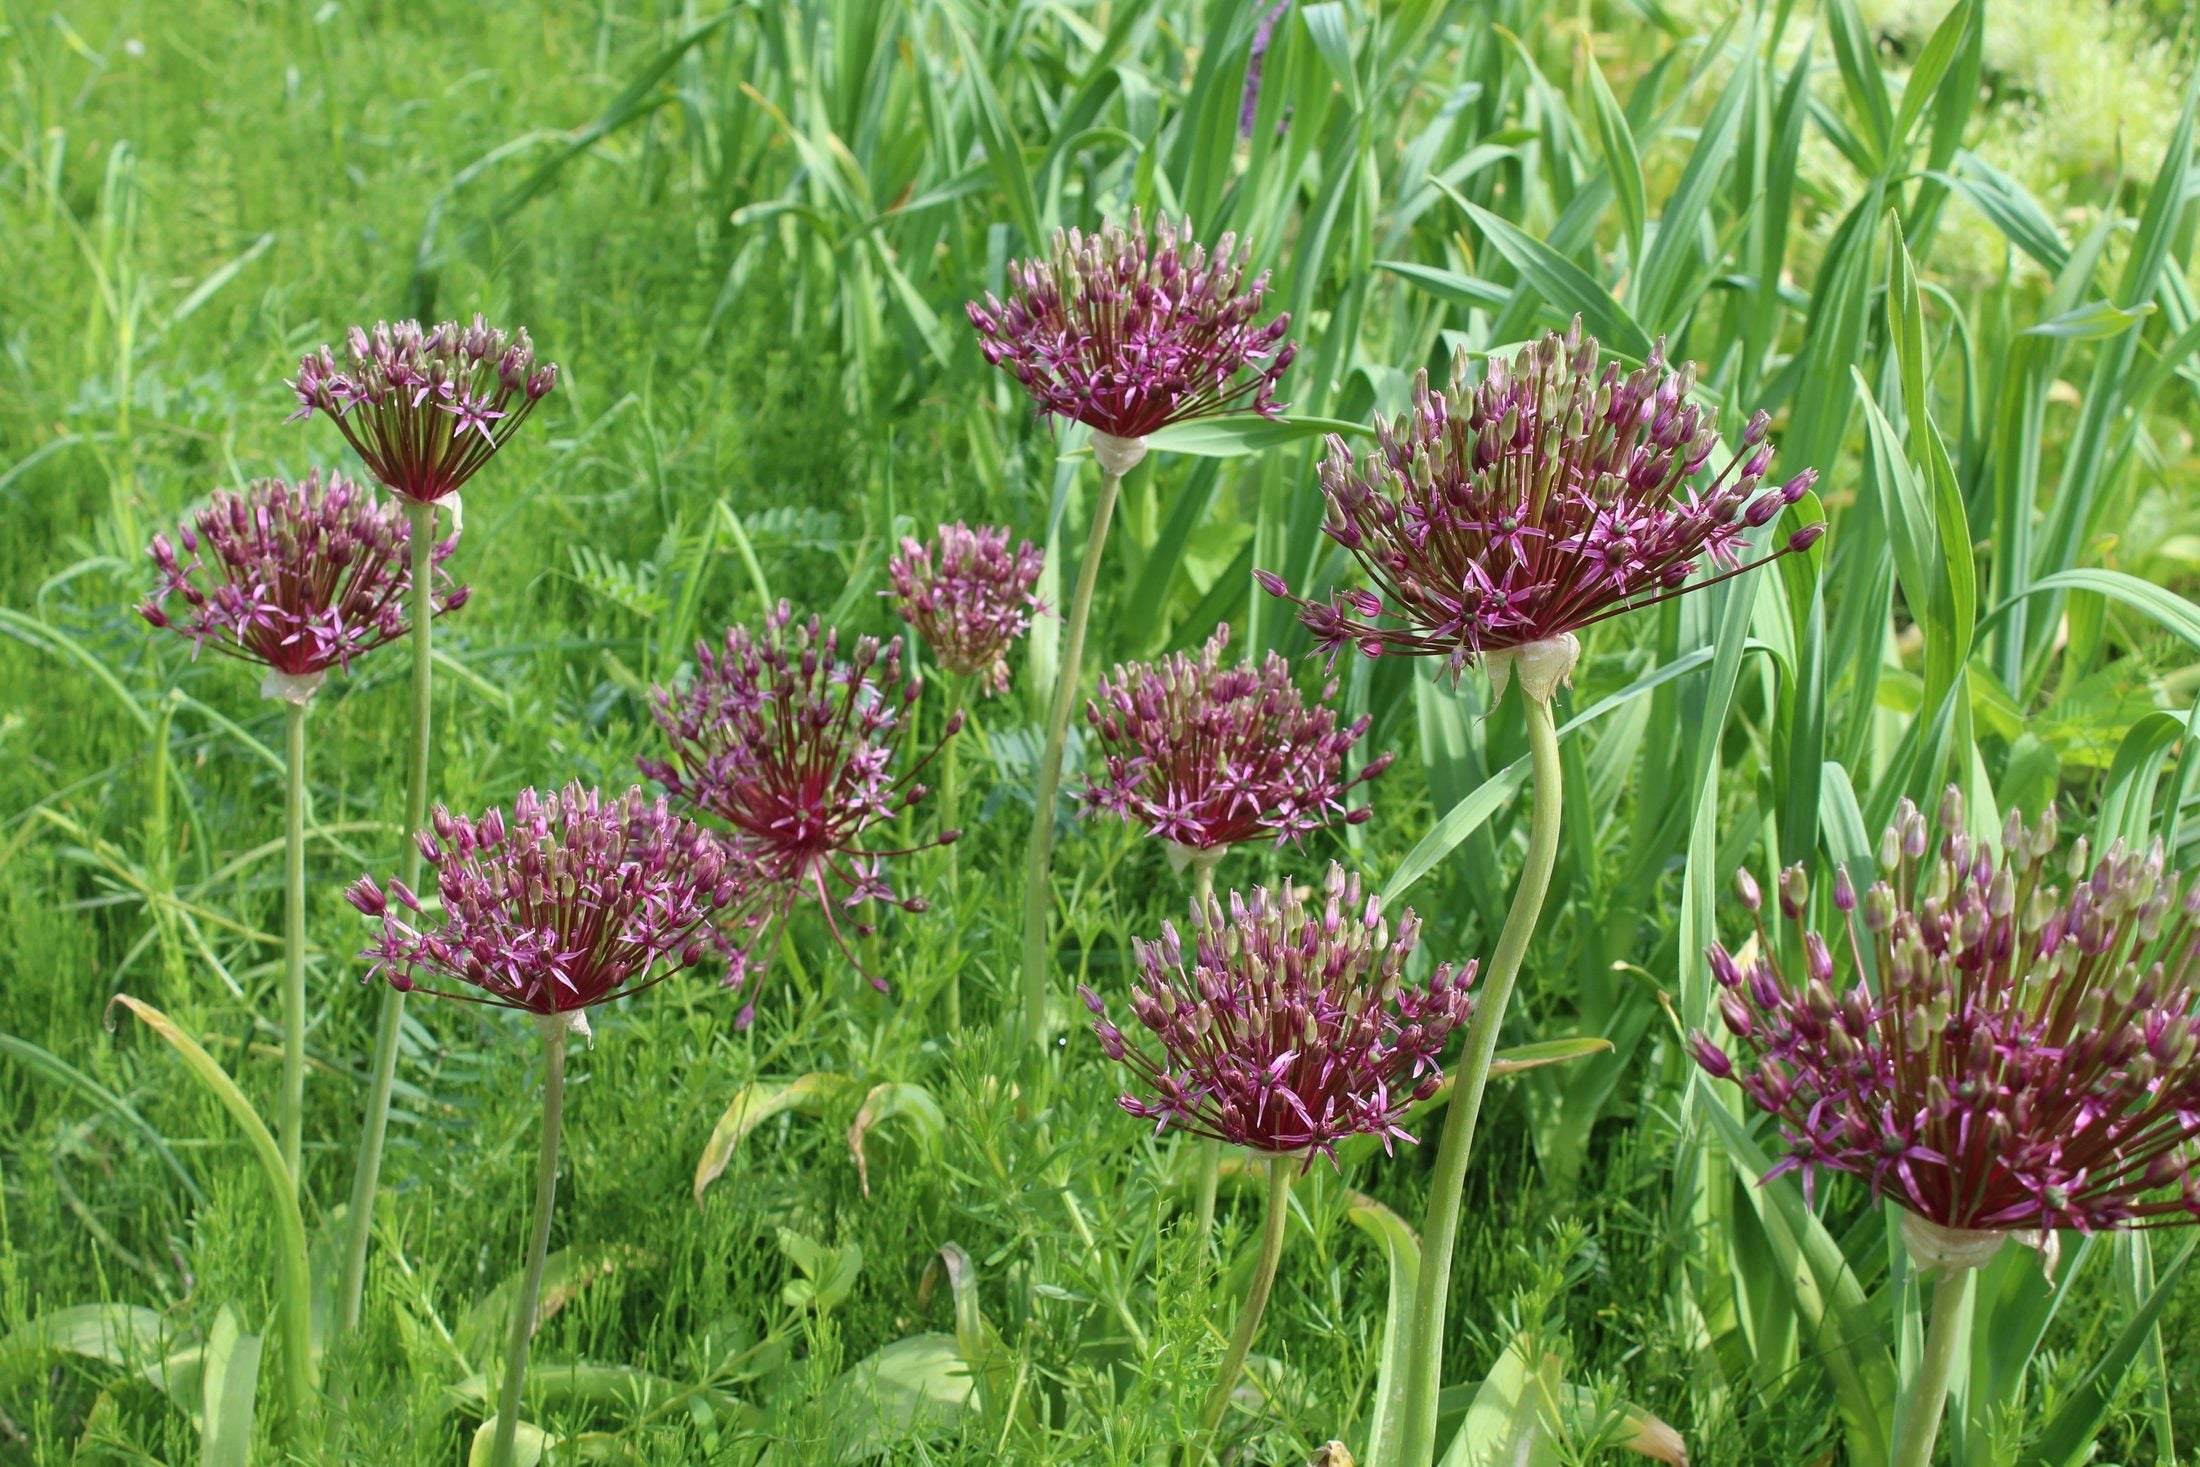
[3,0,2199,1462]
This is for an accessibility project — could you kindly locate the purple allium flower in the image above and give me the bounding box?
[1081,863,1477,1166]
[1694,786,2200,1235]
[138,470,465,687]
[345,783,732,1016]
[1256,323,1823,678]
[640,603,961,1007]
[886,523,1045,697]
[1081,625,1391,857]
[965,212,1297,446]
[288,315,558,504]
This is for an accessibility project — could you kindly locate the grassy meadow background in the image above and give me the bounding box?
[4,0,2200,1460]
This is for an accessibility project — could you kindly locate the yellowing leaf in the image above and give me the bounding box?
[693,1073,858,1207]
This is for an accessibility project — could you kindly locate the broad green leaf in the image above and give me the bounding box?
[829,1333,973,1460]
[2020,299,2156,341]
[1889,0,1971,149]
[1678,540,1770,1033]
[1124,458,1222,651]
[2096,711,2187,847]
[199,1306,260,1467]
[1301,3,1361,110]
[467,1418,550,1467]
[868,237,956,369]
[0,1304,174,1396]
[1140,413,1374,459]
[778,1227,862,1313]
[932,1244,1023,1426]
[1487,1035,1614,1078]
[1984,569,2200,652]
[1634,24,1750,328]
[1377,258,1510,312]
[1446,194,1651,358]
[1344,1193,1419,1467]
[1436,1338,1560,1467]
[1823,0,1893,168]
[1930,156,2068,271]
[1954,1234,2099,1461]
[1579,47,1645,266]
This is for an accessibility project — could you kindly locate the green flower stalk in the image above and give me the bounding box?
[346,785,733,1466]
[1197,1154,1291,1448]
[290,315,558,1331]
[138,471,463,1191]
[967,214,1296,1064]
[1895,1219,1987,1467]
[1260,326,1821,1466]
[1081,864,1475,1452]
[1394,643,1570,1467]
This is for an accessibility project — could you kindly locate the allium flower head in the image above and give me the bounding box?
[1257,322,1823,677]
[1694,787,2200,1235]
[139,470,465,693]
[965,212,1296,446]
[640,603,960,1008]
[288,315,558,504]
[1081,864,1477,1165]
[1081,625,1391,857]
[886,523,1044,697]
[345,783,732,1017]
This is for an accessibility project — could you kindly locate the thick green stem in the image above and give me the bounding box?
[490,1022,568,1467]
[1018,468,1122,1061]
[1194,1155,1292,1451]
[1192,1139,1222,1244]
[1187,856,1221,1244]
[280,698,308,1192]
[1893,1267,1974,1467]
[1397,690,1564,1467]
[940,674,967,1033]
[338,496,437,1331]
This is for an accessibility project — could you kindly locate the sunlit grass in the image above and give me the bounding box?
[3,0,2198,1461]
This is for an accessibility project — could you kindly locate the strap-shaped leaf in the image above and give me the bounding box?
[1695,1080,1896,1467]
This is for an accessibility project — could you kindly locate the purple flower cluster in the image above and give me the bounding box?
[139,470,465,682]
[288,315,558,504]
[640,604,961,1008]
[1081,626,1391,856]
[966,212,1296,443]
[1694,788,2200,1234]
[346,783,733,1016]
[1257,323,1823,675]
[887,523,1045,697]
[1082,864,1477,1164]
